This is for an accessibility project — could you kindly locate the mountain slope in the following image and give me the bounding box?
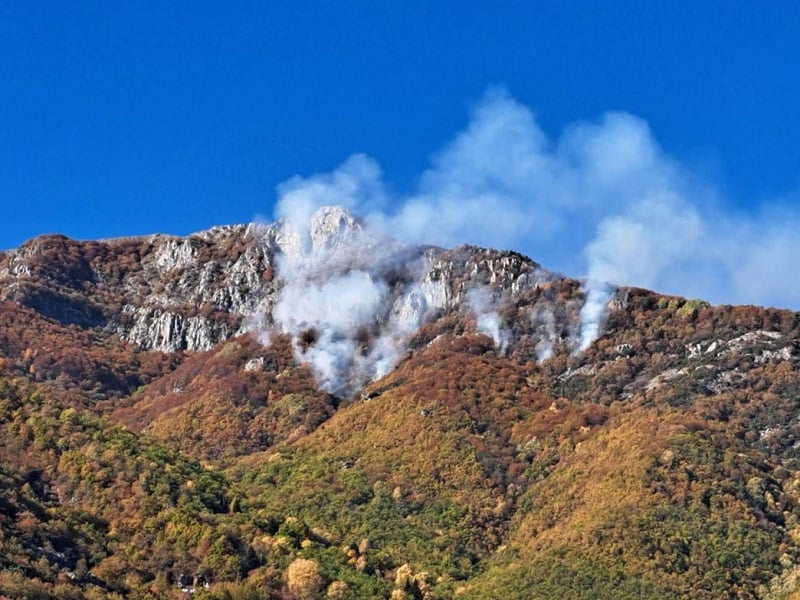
[1,209,800,598]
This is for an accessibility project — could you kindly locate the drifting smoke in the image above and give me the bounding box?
[530,305,558,361]
[577,281,613,351]
[267,86,800,383]
[272,269,388,391]
[468,288,509,353]
[264,201,438,395]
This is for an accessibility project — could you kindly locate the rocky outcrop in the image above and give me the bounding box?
[122,308,235,353]
[0,206,590,360]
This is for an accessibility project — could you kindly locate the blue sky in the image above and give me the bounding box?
[2,2,799,307]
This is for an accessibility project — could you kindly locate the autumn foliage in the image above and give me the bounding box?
[2,235,800,598]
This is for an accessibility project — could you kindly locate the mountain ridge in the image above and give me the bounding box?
[2,207,800,599]
[0,206,589,385]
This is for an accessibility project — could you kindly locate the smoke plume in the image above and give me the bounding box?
[262,201,443,395]
[468,288,509,352]
[267,86,800,374]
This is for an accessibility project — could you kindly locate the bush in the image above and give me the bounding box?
[286,558,323,600]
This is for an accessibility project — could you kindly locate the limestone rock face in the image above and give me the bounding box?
[273,205,365,260]
[309,205,364,253]
[0,206,582,357]
[122,308,234,353]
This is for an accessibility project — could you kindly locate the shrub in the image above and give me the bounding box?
[286,558,323,600]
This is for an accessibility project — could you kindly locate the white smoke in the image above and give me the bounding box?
[577,190,708,349]
[577,281,613,352]
[468,288,508,352]
[273,264,390,393]
[264,201,440,395]
[530,305,559,362]
[268,86,800,365]
[276,154,388,229]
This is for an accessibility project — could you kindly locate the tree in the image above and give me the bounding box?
[285,558,323,600]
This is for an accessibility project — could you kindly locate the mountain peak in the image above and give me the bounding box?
[3,215,800,598]
[271,204,365,260]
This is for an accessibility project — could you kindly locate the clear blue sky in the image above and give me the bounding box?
[2,2,799,305]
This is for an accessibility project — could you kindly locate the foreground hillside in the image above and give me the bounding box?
[2,211,800,598]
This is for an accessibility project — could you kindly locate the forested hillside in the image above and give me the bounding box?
[2,212,800,599]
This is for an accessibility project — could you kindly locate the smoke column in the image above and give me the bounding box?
[267,86,800,370]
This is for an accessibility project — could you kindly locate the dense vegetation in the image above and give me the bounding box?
[3,236,800,598]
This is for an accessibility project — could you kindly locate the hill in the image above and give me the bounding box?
[1,207,800,599]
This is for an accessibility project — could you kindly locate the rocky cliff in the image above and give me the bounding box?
[5,207,800,599]
[0,206,594,379]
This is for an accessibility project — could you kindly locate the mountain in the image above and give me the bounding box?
[1,206,800,599]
